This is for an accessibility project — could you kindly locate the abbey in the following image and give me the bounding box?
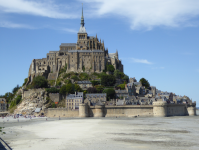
[28,7,123,81]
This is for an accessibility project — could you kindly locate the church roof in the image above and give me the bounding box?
[60,43,76,46]
[68,50,104,53]
[78,26,87,33]
[109,53,116,58]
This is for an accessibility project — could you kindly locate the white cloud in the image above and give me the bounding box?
[0,0,77,19]
[0,21,34,29]
[131,58,153,64]
[62,28,77,33]
[81,0,199,30]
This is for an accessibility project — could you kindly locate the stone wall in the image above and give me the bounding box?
[23,89,45,98]
[167,104,187,116]
[86,105,153,117]
[47,108,79,117]
[49,93,60,102]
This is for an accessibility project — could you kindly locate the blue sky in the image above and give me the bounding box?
[0,0,199,105]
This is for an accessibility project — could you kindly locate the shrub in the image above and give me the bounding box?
[139,78,150,88]
[107,64,115,72]
[12,85,20,94]
[117,83,125,90]
[91,80,100,87]
[102,88,115,100]
[59,85,67,94]
[48,80,55,86]
[63,73,70,79]
[74,84,82,92]
[32,76,48,88]
[101,74,116,86]
[9,95,22,109]
[71,75,79,81]
[45,87,60,93]
[94,85,104,93]
[79,73,89,80]
[82,66,85,72]
[22,78,28,86]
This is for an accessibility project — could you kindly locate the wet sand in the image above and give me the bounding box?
[0,111,199,150]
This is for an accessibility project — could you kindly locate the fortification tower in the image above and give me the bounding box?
[187,103,196,116]
[153,101,167,117]
[79,103,89,117]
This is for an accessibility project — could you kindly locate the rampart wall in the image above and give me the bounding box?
[47,108,79,117]
[47,103,196,118]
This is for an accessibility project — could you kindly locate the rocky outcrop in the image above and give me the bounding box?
[14,89,49,116]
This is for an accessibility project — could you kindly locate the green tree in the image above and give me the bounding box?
[139,78,150,88]
[23,78,28,86]
[107,64,115,72]
[74,84,82,92]
[71,75,79,81]
[32,76,48,88]
[114,69,120,78]
[95,85,104,93]
[46,87,60,93]
[123,75,129,82]
[101,74,116,86]
[102,88,115,100]
[66,83,75,94]
[59,85,67,94]
[12,85,20,94]
[91,80,100,87]
[117,83,125,90]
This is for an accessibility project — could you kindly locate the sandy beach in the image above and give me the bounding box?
[0,111,199,150]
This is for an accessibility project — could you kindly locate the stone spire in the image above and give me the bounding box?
[81,4,84,27]
[116,49,118,59]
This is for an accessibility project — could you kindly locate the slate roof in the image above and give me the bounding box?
[109,53,116,58]
[78,26,87,33]
[67,92,83,99]
[86,93,106,97]
[68,50,104,53]
[60,43,76,46]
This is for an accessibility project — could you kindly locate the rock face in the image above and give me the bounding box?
[14,89,49,116]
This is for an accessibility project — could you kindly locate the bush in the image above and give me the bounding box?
[107,64,115,72]
[12,85,20,94]
[59,64,67,75]
[45,87,60,93]
[117,84,125,90]
[102,88,115,100]
[101,74,116,86]
[9,95,22,109]
[59,85,67,94]
[63,73,71,79]
[91,80,100,87]
[139,78,150,88]
[74,84,82,92]
[48,80,55,86]
[79,73,89,80]
[32,76,48,88]
[23,78,28,86]
[71,75,79,81]
[82,66,85,72]
[123,75,129,82]
[94,85,104,93]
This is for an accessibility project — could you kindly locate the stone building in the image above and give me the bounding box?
[66,92,83,109]
[84,93,106,106]
[27,7,123,85]
[0,98,7,112]
[76,81,92,90]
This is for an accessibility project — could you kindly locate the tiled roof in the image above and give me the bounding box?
[77,81,92,84]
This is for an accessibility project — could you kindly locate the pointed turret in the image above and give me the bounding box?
[116,49,118,59]
[78,4,86,33]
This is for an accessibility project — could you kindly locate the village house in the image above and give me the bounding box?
[66,92,83,109]
[0,98,7,112]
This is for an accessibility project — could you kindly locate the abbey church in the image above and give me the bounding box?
[28,7,123,82]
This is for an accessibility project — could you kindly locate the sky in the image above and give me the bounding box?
[0,0,199,105]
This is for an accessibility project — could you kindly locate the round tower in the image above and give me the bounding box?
[94,105,105,117]
[153,101,167,117]
[79,103,88,117]
[187,104,196,116]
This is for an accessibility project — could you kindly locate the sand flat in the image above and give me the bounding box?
[1,114,199,150]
